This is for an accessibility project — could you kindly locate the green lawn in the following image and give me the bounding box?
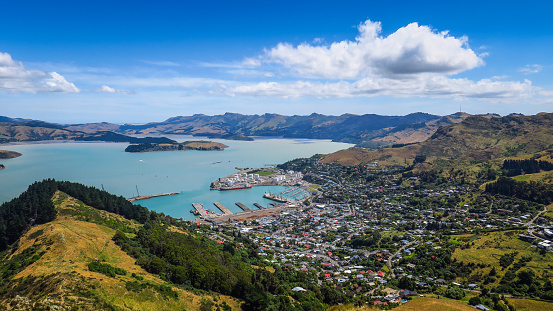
[254,171,275,176]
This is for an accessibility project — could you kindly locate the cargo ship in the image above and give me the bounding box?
[263,192,288,203]
[219,183,252,191]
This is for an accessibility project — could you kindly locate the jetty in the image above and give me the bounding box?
[191,203,209,218]
[128,192,179,202]
[214,202,233,215]
[253,203,263,209]
[235,202,251,212]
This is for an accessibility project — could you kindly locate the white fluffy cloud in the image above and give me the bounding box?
[262,20,483,79]
[0,52,79,93]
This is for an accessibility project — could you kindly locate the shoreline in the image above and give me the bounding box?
[0,135,341,147]
[0,140,131,146]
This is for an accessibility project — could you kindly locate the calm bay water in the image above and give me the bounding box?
[0,137,352,220]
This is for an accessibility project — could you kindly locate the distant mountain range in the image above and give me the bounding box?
[0,121,175,145]
[0,112,479,146]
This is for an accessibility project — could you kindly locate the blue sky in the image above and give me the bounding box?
[1,0,552,123]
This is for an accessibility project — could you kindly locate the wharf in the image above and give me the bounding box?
[192,203,209,218]
[214,202,233,215]
[253,203,263,209]
[235,202,251,212]
[210,206,283,222]
[128,192,179,202]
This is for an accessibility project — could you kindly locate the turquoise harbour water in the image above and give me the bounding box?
[0,137,352,220]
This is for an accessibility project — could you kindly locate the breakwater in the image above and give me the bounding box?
[128,192,179,202]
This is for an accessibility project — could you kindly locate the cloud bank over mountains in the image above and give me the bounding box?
[224,20,532,101]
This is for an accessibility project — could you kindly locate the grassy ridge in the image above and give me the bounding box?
[0,191,242,310]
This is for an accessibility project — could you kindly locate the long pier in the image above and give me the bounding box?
[214,202,232,215]
[192,203,209,218]
[128,192,179,202]
[235,202,251,212]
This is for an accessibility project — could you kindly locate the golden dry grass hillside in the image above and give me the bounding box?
[0,191,241,311]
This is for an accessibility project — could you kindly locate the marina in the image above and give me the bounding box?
[287,188,303,197]
[279,187,298,195]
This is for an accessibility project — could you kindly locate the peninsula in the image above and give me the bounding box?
[0,150,22,159]
[124,140,228,153]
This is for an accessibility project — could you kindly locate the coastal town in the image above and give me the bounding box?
[190,156,553,308]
